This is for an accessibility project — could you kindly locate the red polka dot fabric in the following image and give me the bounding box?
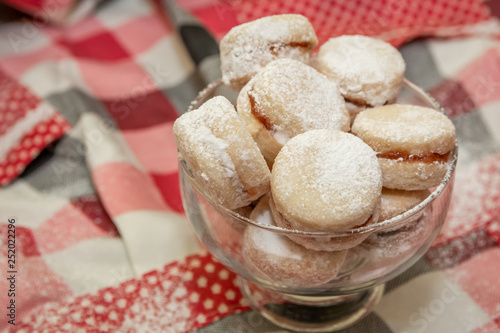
[187,0,494,45]
[0,69,70,185]
[14,253,249,332]
[0,75,39,136]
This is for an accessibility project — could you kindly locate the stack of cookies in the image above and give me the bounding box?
[173,15,456,287]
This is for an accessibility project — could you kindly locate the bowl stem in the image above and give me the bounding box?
[238,277,385,332]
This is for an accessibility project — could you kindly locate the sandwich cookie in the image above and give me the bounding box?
[243,194,347,287]
[315,35,405,119]
[351,104,456,190]
[174,96,271,209]
[220,14,318,90]
[270,130,383,251]
[237,59,349,163]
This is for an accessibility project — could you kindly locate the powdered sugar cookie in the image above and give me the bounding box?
[351,104,456,190]
[315,35,405,110]
[270,130,382,250]
[272,130,382,231]
[243,195,347,287]
[237,59,349,163]
[220,14,318,90]
[174,96,270,209]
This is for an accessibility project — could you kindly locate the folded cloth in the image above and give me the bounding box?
[1,0,99,25]
[1,0,500,332]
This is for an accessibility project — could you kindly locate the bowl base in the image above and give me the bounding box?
[239,278,385,332]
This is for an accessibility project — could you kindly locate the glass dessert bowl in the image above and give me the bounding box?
[178,79,458,332]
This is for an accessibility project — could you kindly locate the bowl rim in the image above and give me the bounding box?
[179,78,458,237]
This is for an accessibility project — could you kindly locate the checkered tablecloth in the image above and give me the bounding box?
[0,0,500,332]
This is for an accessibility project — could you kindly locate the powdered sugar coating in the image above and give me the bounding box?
[173,96,270,209]
[271,130,382,230]
[237,59,350,162]
[351,104,456,154]
[315,35,405,106]
[220,14,318,90]
[243,195,347,287]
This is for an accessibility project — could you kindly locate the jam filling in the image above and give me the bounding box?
[377,151,449,163]
[269,42,312,56]
[243,187,259,197]
[248,89,275,131]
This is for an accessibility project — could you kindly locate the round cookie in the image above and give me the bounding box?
[243,195,347,287]
[174,96,270,209]
[272,130,382,231]
[237,59,350,163]
[270,130,382,250]
[351,104,456,190]
[315,35,405,108]
[220,14,318,90]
